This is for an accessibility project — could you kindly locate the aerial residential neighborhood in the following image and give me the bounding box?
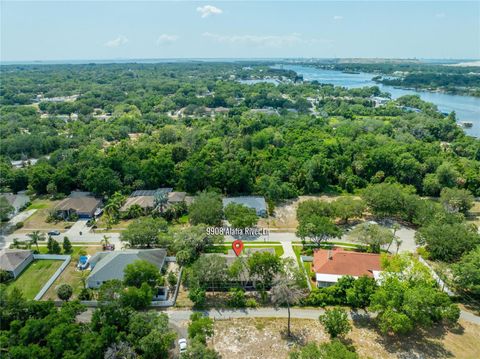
[1,1,480,358]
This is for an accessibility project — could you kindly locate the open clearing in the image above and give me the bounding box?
[209,317,480,359]
[6,259,62,299]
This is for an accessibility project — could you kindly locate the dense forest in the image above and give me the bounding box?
[312,62,480,96]
[0,62,479,199]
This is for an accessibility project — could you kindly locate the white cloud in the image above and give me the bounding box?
[157,34,179,45]
[202,32,329,47]
[333,15,344,21]
[105,35,128,48]
[197,5,223,18]
[435,12,446,18]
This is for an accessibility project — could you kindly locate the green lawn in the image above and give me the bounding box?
[26,201,50,210]
[206,244,284,256]
[244,244,284,256]
[6,260,63,299]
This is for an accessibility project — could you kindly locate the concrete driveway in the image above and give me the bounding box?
[64,219,91,237]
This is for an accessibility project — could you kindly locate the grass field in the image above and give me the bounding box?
[244,244,284,256]
[6,260,63,299]
[36,245,97,260]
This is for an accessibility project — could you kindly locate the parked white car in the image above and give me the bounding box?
[178,338,187,354]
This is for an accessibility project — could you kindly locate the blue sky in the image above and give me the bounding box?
[1,1,479,61]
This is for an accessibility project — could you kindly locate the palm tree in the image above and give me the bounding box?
[386,223,401,253]
[80,270,89,289]
[101,235,110,249]
[154,190,168,213]
[103,202,119,228]
[27,231,45,251]
[103,191,126,227]
[395,238,403,254]
[271,279,306,337]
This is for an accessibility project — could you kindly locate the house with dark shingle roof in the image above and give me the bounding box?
[120,188,187,213]
[86,249,167,288]
[0,249,33,278]
[55,191,102,219]
[313,247,382,288]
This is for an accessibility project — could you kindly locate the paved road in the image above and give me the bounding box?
[165,308,480,325]
[77,307,480,326]
[226,223,417,254]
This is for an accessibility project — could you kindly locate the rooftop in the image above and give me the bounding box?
[88,249,167,284]
[0,249,33,271]
[55,194,102,214]
[313,248,382,278]
[120,189,186,211]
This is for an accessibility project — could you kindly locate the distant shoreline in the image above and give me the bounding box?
[1,58,479,66]
[447,60,480,67]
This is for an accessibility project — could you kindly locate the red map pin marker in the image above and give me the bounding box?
[232,240,244,256]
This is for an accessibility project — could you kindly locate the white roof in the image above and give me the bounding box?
[315,273,353,283]
[315,271,383,283]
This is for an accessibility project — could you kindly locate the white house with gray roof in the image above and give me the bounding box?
[0,249,33,278]
[86,249,167,289]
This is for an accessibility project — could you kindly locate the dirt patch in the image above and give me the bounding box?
[258,195,361,231]
[210,318,480,359]
[175,285,194,308]
[210,318,327,359]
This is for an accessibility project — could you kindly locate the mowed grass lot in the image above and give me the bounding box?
[39,245,102,300]
[6,260,63,299]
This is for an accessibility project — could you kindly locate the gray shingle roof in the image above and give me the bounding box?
[88,249,167,284]
[0,249,33,271]
[55,196,102,214]
[120,190,185,212]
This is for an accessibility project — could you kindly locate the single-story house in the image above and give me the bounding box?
[222,196,268,217]
[120,188,187,213]
[86,249,167,289]
[0,192,30,218]
[313,248,382,288]
[55,191,102,219]
[203,247,276,290]
[0,249,33,278]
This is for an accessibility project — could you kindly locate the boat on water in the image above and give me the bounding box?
[459,121,473,128]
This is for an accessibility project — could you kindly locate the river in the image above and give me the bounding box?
[277,64,480,137]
